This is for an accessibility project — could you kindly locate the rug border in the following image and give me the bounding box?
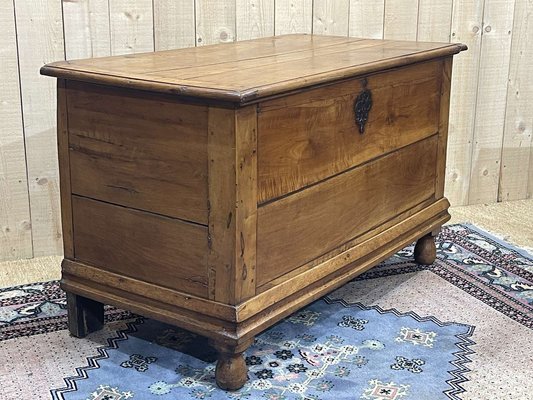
[50,317,145,400]
[454,222,533,259]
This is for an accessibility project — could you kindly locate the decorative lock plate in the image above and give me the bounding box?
[354,88,373,134]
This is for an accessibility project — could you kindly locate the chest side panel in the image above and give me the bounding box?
[257,60,441,203]
[71,196,209,298]
[66,81,208,224]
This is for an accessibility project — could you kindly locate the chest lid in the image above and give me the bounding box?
[41,34,466,104]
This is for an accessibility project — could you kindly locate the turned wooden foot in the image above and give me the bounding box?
[210,338,253,391]
[66,292,104,338]
[414,233,437,265]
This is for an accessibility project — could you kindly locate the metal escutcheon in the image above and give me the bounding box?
[354,88,373,134]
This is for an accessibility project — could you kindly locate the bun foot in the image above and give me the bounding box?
[215,352,248,390]
[210,338,253,391]
[414,233,436,265]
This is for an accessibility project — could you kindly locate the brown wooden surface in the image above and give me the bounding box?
[207,108,236,302]
[62,259,237,322]
[414,233,437,265]
[72,196,209,298]
[57,79,74,258]
[207,106,258,304]
[258,60,441,203]
[238,198,450,322]
[66,81,208,224]
[66,292,104,338]
[41,35,466,103]
[256,136,438,286]
[257,197,436,292]
[436,57,453,199]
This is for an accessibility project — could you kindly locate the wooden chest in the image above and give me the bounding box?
[41,35,467,390]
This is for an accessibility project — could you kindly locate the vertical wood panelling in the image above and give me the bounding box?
[418,0,453,42]
[499,0,533,201]
[274,0,313,34]
[349,0,384,39]
[196,0,236,45]
[0,1,32,260]
[109,0,154,55]
[236,0,274,40]
[445,0,484,206]
[529,140,533,199]
[14,0,65,257]
[2,0,533,262]
[384,0,419,40]
[154,0,196,50]
[468,0,516,204]
[313,0,350,36]
[62,0,111,59]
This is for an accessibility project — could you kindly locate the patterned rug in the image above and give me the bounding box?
[1,224,532,400]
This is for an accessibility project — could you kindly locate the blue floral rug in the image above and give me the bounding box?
[52,301,474,400]
[1,224,532,399]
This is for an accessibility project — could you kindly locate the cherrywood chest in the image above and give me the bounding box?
[41,34,467,390]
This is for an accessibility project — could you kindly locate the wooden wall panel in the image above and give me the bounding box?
[109,0,154,55]
[13,0,65,258]
[154,0,196,50]
[445,0,484,206]
[499,0,533,201]
[313,0,350,36]
[0,1,32,260]
[468,0,516,204]
[274,0,313,34]
[196,0,236,45]
[62,0,111,59]
[384,0,419,40]
[349,0,384,39]
[236,0,274,40]
[418,0,453,42]
[1,0,533,262]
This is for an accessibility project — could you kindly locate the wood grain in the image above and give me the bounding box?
[57,80,74,259]
[417,0,453,42]
[349,0,385,39]
[72,196,209,298]
[499,0,533,201]
[196,0,236,45]
[62,259,236,322]
[62,0,111,59]
[109,0,154,55]
[468,0,516,204]
[313,0,350,36]
[274,0,313,35]
[436,58,453,199]
[207,106,258,304]
[445,0,484,206]
[236,0,275,40]
[66,81,208,224]
[208,108,237,302]
[384,0,419,40]
[0,1,32,260]
[154,0,196,50]
[258,61,441,202]
[256,136,438,286]
[258,198,436,292]
[14,0,64,257]
[239,199,450,322]
[41,36,466,103]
